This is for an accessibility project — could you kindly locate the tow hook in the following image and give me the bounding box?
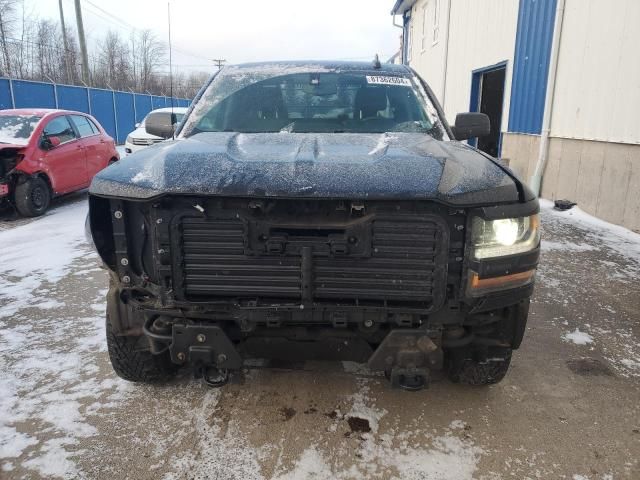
[368,330,443,391]
[160,323,243,388]
[387,367,429,391]
[194,365,230,388]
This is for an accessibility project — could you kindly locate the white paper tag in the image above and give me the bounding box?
[366,75,412,87]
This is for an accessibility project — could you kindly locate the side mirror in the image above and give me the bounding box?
[41,136,61,150]
[451,113,491,141]
[145,112,175,139]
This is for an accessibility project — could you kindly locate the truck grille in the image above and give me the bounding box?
[177,216,446,307]
[131,137,163,146]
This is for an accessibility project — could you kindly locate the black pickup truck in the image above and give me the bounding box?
[88,61,540,390]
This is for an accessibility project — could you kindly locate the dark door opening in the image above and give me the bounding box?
[471,65,506,157]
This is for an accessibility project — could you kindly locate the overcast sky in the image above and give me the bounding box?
[28,0,401,73]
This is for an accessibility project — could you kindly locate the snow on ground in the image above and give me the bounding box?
[540,199,640,276]
[267,377,484,480]
[0,203,89,318]
[0,200,131,478]
[537,200,640,378]
[562,329,594,345]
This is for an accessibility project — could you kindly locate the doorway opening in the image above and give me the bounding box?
[469,62,507,157]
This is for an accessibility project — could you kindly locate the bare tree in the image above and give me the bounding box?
[94,30,130,89]
[134,29,166,92]
[0,0,19,75]
[0,6,206,98]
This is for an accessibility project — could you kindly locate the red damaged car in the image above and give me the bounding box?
[0,109,119,217]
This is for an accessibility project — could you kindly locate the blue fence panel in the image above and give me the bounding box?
[114,92,135,144]
[12,80,56,108]
[89,89,116,139]
[134,94,153,123]
[0,78,190,142]
[508,0,558,134]
[151,95,165,110]
[57,85,90,113]
[0,79,12,109]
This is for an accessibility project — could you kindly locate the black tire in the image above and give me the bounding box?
[14,177,51,217]
[447,349,512,386]
[105,315,176,383]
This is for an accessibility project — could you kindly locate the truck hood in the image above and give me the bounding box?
[90,132,526,205]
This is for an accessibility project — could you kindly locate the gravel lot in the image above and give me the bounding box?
[1,194,639,479]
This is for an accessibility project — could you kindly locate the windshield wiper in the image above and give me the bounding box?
[279,122,295,133]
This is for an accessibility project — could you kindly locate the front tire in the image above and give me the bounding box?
[14,177,51,217]
[105,315,176,383]
[447,348,512,385]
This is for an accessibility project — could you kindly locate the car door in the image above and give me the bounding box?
[69,114,108,179]
[40,115,88,193]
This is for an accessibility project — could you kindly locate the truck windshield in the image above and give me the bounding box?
[0,115,42,145]
[181,68,447,139]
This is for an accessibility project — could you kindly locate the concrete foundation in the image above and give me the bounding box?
[502,132,640,232]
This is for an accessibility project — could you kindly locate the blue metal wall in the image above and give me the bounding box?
[57,85,90,112]
[0,78,192,143]
[508,0,558,134]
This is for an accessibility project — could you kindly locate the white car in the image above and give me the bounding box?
[124,107,188,154]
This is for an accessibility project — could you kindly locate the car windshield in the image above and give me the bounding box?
[0,114,42,145]
[181,66,447,139]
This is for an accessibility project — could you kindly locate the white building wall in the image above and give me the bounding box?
[442,0,518,131]
[406,0,519,131]
[404,0,449,103]
[550,0,640,144]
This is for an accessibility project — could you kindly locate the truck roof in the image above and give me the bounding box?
[226,60,412,75]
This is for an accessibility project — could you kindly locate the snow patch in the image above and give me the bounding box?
[22,438,80,479]
[562,329,594,345]
[273,447,334,480]
[0,201,130,478]
[346,378,387,434]
[449,419,467,430]
[540,199,640,266]
[0,426,38,458]
[0,202,89,318]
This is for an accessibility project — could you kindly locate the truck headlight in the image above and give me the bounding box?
[471,214,540,259]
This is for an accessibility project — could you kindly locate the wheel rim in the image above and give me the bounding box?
[31,185,46,209]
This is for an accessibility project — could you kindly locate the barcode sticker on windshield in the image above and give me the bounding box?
[366,76,412,87]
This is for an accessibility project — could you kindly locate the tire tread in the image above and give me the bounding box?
[106,316,175,383]
[448,351,512,385]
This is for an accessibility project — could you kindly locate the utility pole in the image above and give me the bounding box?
[58,0,71,82]
[212,58,226,70]
[74,0,90,84]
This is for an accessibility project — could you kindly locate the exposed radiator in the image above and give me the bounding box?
[177,215,446,306]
